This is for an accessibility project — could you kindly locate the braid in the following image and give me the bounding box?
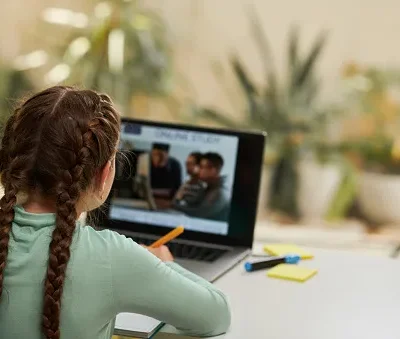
[0,86,120,339]
[0,112,17,172]
[0,115,17,296]
[42,126,90,339]
[0,154,30,299]
[0,180,18,299]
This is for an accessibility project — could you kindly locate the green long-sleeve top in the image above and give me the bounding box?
[0,206,231,339]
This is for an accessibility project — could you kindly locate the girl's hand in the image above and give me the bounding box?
[142,245,174,262]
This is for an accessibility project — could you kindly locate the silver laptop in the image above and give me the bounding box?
[100,118,266,282]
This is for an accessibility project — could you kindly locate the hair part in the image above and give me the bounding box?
[0,86,120,339]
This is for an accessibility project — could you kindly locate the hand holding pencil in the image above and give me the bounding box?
[150,226,184,248]
[145,226,184,262]
[146,246,174,262]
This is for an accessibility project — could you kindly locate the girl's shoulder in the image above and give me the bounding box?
[73,226,153,275]
[75,226,140,255]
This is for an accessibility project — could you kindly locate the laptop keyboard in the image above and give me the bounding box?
[128,235,227,262]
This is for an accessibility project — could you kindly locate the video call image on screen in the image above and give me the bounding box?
[109,123,239,235]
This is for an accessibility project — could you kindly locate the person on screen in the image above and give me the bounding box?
[173,152,207,208]
[174,152,230,221]
[150,143,182,204]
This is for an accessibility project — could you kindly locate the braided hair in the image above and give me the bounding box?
[0,86,120,339]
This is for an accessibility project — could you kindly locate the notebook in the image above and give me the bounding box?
[114,313,164,338]
[267,264,318,282]
[263,244,314,259]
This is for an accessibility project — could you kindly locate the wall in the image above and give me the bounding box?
[2,0,400,118]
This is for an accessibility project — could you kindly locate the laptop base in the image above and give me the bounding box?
[176,247,250,282]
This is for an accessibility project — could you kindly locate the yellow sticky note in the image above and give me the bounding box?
[263,244,314,260]
[267,264,317,282]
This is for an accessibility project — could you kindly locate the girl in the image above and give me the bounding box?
[0,86,231,339]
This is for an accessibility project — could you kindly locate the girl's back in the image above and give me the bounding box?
[1,209,117,339]
[0,86,230,339]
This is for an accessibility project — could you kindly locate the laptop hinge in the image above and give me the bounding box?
[111,228,234,251]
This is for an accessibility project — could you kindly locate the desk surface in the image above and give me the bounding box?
[156,248,400,339]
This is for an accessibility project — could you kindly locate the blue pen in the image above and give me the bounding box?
[244,255,300,272]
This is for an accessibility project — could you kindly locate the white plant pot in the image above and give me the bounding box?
[257,166,273,220]
[358,172,400,224]
[297,160,342,221]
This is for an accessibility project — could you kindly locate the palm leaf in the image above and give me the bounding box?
[325,160,357,221]
[247,6,274,74]
[247,7,281,133]
[288,25,300,72]
[293,31,327,89]
[230,57,262,123]
[210,60,243,110]
[230,56,257,95]
[287,25,300,96]
[247,6,278,98]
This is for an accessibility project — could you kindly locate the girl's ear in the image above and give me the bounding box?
[97,161,112,197]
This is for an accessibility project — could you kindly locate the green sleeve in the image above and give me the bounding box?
[108,231,231,337]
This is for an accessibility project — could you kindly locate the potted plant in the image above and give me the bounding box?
[297,139,357,222]
[339,64,400,224]
[14,0,172,116]
[190,9,351,221]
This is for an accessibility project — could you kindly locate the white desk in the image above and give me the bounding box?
[156,248,400,339]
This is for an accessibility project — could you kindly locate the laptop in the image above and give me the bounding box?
[99,118,266,282]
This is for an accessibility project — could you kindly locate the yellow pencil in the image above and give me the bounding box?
[150,226,185,248]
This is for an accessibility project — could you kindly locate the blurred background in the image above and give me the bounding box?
[2,0,400,256]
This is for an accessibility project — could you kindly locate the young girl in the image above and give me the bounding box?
[0,86,231,339]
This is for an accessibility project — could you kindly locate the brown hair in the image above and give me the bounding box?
[0,86,120,339]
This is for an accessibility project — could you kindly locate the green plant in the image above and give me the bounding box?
[339,64,400,174]
[342,136,400,174]
[195,9,329,217]
[17,0,172,113]
[0,66,33,132]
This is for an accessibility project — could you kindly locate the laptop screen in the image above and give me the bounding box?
[109,122,239,236]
